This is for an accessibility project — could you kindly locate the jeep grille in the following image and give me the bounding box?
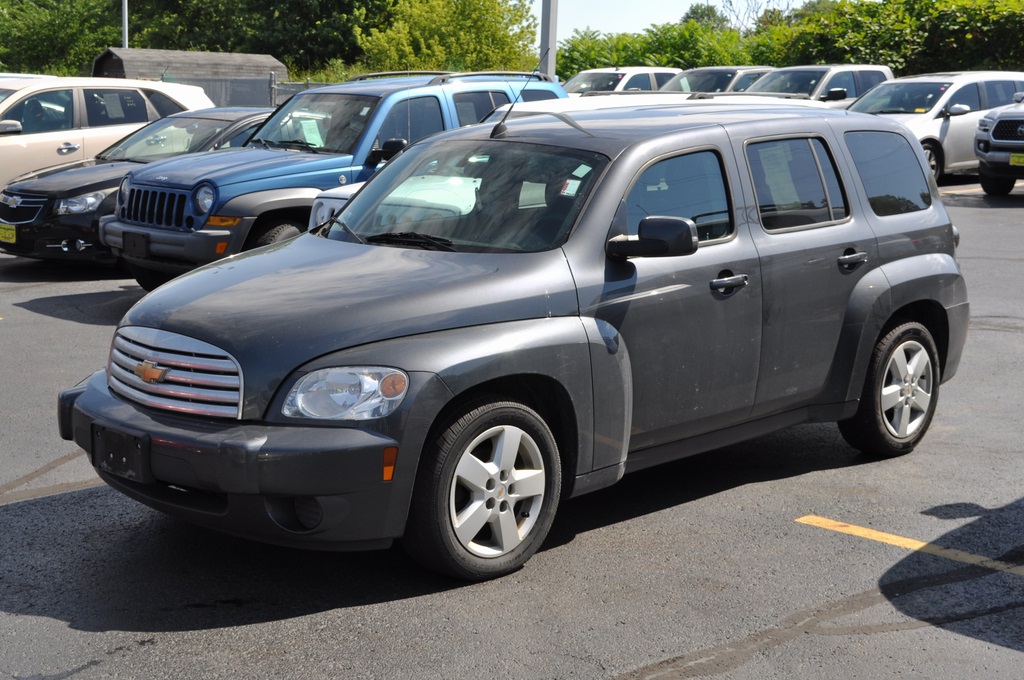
[108,327,243,419]
[992,118,1024,142]
[122,187,190,230]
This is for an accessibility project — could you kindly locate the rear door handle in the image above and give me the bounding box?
[57,143,80,154]
[710,273,749,292]
[837,251,868,268]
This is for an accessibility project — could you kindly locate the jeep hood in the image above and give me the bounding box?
[129,147,356,189]
[119,234,579,413]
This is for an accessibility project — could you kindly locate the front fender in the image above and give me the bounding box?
[218,187,324,217]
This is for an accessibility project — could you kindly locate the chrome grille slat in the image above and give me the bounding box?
[107,327,244,419]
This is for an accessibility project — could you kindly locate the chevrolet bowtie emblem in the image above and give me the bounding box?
[1,194,21,208]
[134,360,170,383]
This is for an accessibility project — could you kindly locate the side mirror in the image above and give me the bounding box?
[947,103,971,116]
[606,216,699,259]
[366,138,408,167]
[0,119,23,135]
[1013,92,1024,104]
[823,88,848,101]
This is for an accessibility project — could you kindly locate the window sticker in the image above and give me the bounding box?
[560,178,581,197]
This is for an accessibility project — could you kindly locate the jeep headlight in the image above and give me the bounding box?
[978,117,993,132]
[118,176,131,207]
[55,191,107,215]
[282,367,409,420]
[193,183,216,214]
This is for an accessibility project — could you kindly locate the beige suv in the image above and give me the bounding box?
[0,77,214,186]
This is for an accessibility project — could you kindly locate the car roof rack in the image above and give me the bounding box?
[346,71,451,82]
[428,71,555,84]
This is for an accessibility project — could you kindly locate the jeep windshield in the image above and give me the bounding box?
[249,92,379,155]
[322,139,607,253]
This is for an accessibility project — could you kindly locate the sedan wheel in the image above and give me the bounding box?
[403,397,561,580]
[839,321,940,457]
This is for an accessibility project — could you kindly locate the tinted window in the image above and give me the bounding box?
[845,131,931,216]
[654,72,677,88]
[746,137,848,230]
[733,72,764,92]
[520,89,560,102]
[623,74,652,91]
[948,83,980,111]
[146,90,186,117]
[983,80,1020,108]
[825,71,856,98]
[859,70,889,92]
[7,89,73,133]
[84,89,149,127]
[453,91,510,126]
[376,96,444,146]
[625,150,732,241]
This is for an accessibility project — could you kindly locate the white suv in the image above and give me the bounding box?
[562,67,682,96]
[975,91,1024,194]
[745,64,893,107]
[0,77,214,186]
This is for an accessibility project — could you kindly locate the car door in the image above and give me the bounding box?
[0,87,83,184]
[588,137,763,450]
[79,87,154,159]
[739,131,879,418]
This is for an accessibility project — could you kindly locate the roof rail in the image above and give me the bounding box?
[684,91,812,100]
[428,71,555,85]
[346,71,451,82]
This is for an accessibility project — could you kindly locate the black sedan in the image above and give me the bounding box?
[0,106,271,264]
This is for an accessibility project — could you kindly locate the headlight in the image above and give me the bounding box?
[282,366,409,420]
[118,176,131,206]
[978,117,993,132]
[55,191,107,215]
[193,184,216,214]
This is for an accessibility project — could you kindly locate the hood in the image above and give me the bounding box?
[120,234,579,414]
[5,160,135,196]
[128,147,356,190]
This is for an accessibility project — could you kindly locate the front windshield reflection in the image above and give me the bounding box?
[324,140,607,253]
[100,116,229,162]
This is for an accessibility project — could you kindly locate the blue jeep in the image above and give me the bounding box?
[99,71,566,289]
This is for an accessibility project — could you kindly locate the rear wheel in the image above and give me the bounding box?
[921,142,943,181]
[979,172,1016,196]
[403,397,561,580]
[839,321,940,458]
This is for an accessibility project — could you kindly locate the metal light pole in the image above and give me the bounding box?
[539,0,557,80]
[122,0,128,48]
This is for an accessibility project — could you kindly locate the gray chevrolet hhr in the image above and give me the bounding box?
[59,101,969,580]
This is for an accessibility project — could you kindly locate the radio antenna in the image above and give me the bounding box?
[491,48,550,139]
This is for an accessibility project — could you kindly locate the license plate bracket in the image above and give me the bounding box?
[123,231,148,259]
[92,425,154,483]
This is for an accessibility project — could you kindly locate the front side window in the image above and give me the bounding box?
[947,83,981,111]
[746,137,848,230]
[376,96,444,147]
[623,74,652,91]
[845,131,931,216]
[824,71,856,98]
[324,139,607,253]
[84,89,149,127]
[623,150,732,241]
[6,89,73,133]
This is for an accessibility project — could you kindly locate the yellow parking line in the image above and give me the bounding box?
[796,514,1024,577]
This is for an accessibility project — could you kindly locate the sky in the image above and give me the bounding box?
[530,0,716,44]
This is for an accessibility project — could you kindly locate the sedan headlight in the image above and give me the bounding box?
[193,183,216,214]
[282,366,409,420]
[55,191,107,215]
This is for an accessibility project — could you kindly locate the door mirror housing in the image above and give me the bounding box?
[606,216,700,259]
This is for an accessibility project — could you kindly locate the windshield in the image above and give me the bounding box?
[321,139,607,253]
[0,88,15,107]
[99,115,233,162]
[563,72,625,95]
[661,71,734,93]
[746,69,828,96]
[250,92,379,155]
[847,81,951,114]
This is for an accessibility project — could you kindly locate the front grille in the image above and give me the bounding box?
[122,187,189,230]
[992,118,1024,142]
[0,191,47,224]
[108,326,243,419]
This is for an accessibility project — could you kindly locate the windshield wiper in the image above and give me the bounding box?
[249,137,278,149]
[316,214,364,243]
[277,139,320,153]
[365,231,456,251]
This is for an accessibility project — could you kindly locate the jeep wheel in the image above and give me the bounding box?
[403,397,561,580]
[921,142,943,181]
[979,172,1016,196]
[839,321,940,458]
[248,220,303,249]
[129,264,175,292]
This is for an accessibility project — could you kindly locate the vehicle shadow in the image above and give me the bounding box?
[0,255,130,284]
[13,287,144,326]
[878,497,1024,652]
[0,423,871,634]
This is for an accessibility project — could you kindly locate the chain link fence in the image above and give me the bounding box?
[160,73,340,107]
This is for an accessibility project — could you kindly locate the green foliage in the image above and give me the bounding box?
[0,0,120,75]
[356,0,538,72]
[682,3,730,30]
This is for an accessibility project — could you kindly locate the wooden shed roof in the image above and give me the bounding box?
[93,48,288,80]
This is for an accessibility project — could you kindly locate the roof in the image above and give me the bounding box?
[882,71,1024,83]
[302,72,562,98]
[573,67,683,74]
[93,48,288,80]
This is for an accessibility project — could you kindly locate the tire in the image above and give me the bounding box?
[838,321,940,458]
[402,397,562,580]
[248,220,303,249]
[921,142,943,181]
[979,172,1016,196]
[129,263,175,292]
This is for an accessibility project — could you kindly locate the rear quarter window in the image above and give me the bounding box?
[844,131,932,216]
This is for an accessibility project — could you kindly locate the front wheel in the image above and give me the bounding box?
[839,321,940,458]
[921,142,943,181]
[403,397,561,580]
[979,172,1016,196]
[247,220,303,249]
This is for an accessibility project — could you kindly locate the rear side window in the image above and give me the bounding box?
[624,150,732,241]
[654,72,677,88]
[145,90,187,118]
[746,137,848,230]
[983,80,1021,108]
[520,89,560,102]
[452,91,510,126]
[845,131,931,216]
[84,89,149,127]
[377,96,444,146]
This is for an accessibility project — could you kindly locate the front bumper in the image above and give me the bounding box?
[0,214,116,263]
[100,215,255,273]
[59,370,413,551]
[976,152,1024,179]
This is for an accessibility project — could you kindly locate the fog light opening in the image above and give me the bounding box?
[265,496,323,532]
[61,239,89,253]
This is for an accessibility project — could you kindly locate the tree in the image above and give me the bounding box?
[0,0,120,75]
[682,3,731,30]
